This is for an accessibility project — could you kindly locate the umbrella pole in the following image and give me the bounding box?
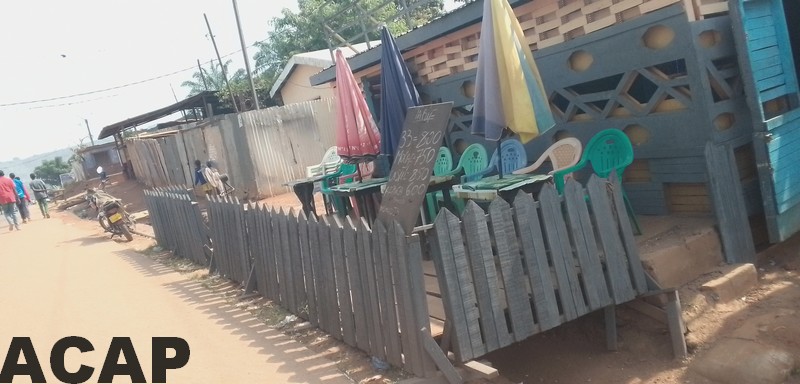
[497,138,504,179]
[497,127,511,179]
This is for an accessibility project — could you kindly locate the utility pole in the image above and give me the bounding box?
[204,13,239,113]
[231,0,260,110]
[197,59,209,90]
[84,119,95,146]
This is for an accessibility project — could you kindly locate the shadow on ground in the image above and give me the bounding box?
[109,247,346,384]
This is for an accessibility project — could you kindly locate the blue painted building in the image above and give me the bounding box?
[310,0,800,246]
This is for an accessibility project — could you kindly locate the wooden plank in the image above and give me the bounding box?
[666,290,688,359]
[427,295,447,321]
[425,274,442,297]
[251,206,266,300]
[358,219,381,355]
[461,202,511,350]
[488,199,535,342]
[265,209,281,302]
[331,219,354,345]
[538,185,585,319]
[586,177,636,303]
[463,361,499,379]
[297,211,314,322]
[421,329,462,384]
[704,143,756,264]
[343,218,369,352]
[404,230,438,377]
[374,221,402,366]
[564,180,613,311]
[608,175,649,293]
[391,224,425,377]
[512,192,561,331]
[305,215,322,327]
[319,217,340,338]
[604,306,618,351]
[276,210,292,309]
[247,204,265,297]
[290,210,307,314]
[431,210,484,362]
[236,199,249,284]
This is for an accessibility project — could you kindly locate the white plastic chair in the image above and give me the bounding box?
[306,147,341,177]
[513,137,583,178]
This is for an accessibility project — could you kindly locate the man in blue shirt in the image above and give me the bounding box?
[9,173,30,223]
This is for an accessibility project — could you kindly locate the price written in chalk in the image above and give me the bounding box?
[377,102,453,233]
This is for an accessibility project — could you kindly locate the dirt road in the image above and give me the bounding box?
[0,213,350,384]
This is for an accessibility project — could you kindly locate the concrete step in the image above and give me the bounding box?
[636,215,724,289]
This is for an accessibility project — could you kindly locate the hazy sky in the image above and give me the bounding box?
[0,0,460,162]
[0,0,298,161]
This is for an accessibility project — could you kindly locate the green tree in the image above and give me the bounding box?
[181,59,246,96]
[254,0,444,83]
[34,157,72,186]
[182,59,275,110]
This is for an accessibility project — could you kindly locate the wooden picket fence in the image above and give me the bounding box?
[143,187,209,267]
[203,197,438,378]
[145,175,683,383]
[431,175,654,363]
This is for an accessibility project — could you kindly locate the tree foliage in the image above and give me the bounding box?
[182,0,444,109]
[254,0,445,87]
[34,157,72,186]
[182,59,275,110]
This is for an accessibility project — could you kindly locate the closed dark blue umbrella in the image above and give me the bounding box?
[379,25,420,162]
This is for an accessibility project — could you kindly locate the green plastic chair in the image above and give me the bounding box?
[438,143,489,214]
[321,163,357,216]
[552,129,641,234]
[425,147,454,220]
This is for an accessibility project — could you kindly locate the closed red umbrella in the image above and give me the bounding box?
[335,49,381,164]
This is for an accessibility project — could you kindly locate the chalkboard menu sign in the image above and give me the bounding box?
[378,102,453,233]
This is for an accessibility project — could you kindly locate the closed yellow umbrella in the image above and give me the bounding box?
[471,0,555,144]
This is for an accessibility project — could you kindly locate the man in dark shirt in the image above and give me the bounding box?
[28,173,50,219]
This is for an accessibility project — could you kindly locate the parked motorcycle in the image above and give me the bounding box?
[86,189,135,242]
[98,200,135,242]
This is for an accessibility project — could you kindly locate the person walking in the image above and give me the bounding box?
[9,173,31,223]
[0,170,21,231]
[28,173,50,219]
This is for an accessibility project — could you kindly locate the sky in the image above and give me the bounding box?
[0,0,298,161]
[0,0,462,162]
[0,0,456,161]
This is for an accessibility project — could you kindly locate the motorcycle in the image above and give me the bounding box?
[88,193,135,242]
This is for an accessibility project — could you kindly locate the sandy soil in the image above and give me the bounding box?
[0,212,351,384]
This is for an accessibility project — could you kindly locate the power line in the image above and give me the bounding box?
[0,38,268,108]
[27,93,120,110]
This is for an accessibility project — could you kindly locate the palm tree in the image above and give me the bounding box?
[181,60,246,96]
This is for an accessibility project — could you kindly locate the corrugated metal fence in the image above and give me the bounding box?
[127,99,336,198]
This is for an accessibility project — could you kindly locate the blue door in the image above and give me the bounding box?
[731,0,800,243]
